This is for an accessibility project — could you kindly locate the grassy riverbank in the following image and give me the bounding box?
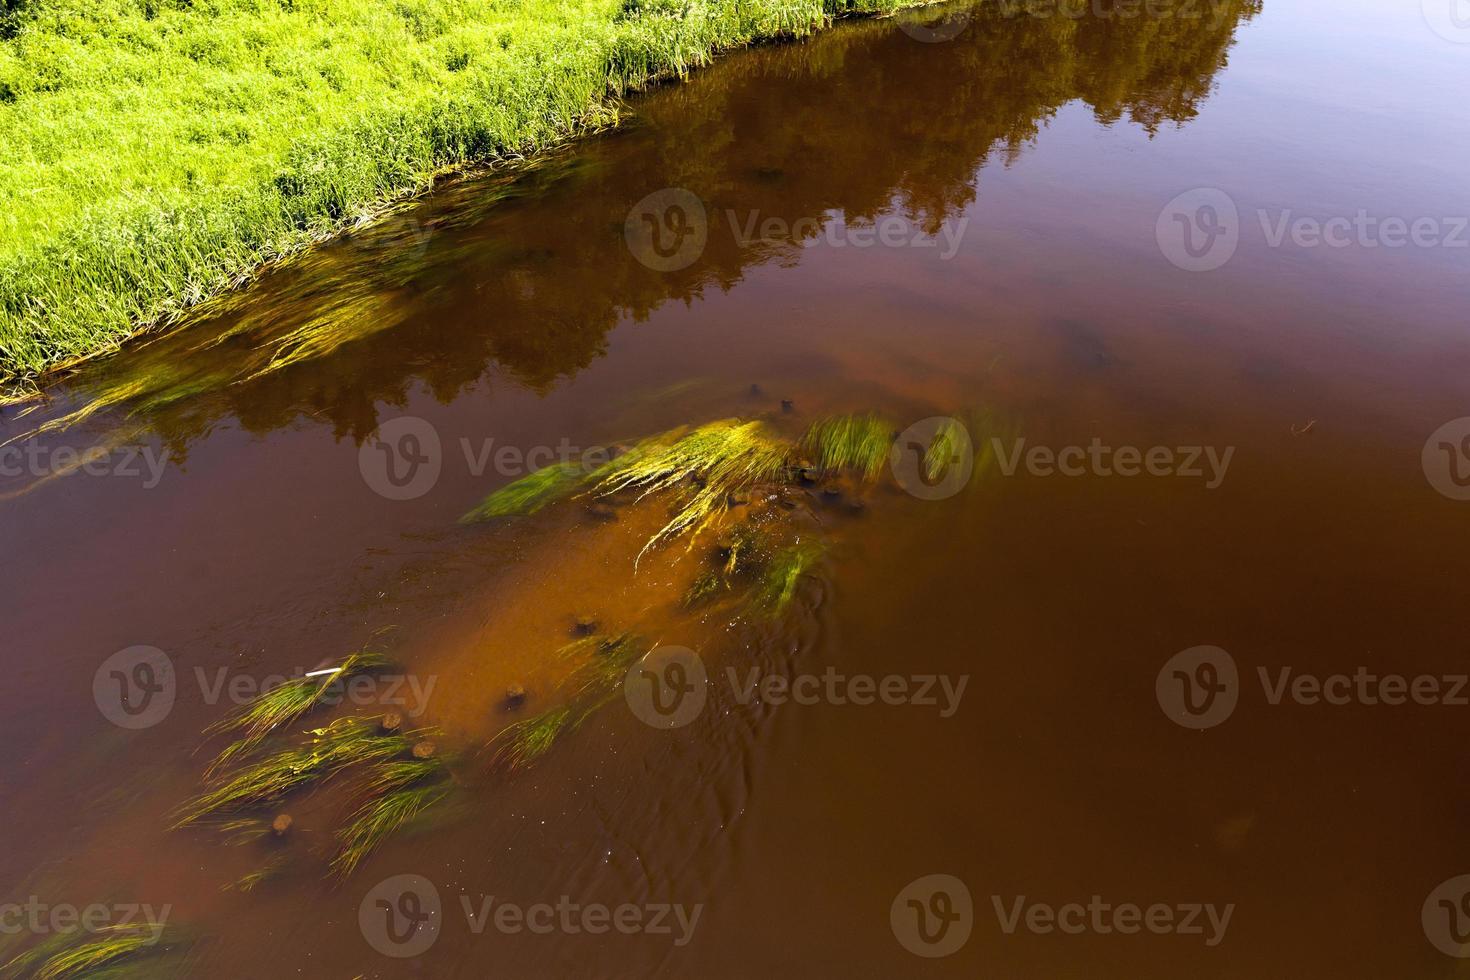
[0,0,931,391]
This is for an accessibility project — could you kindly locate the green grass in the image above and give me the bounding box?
[226,854,290,893]
[801,414,893,479]
[332,757,451,876]
[173,716,417,827]
[491,631,645,769]
[203,648,389,777]
[0,0,934,389]
[460,460,591,523]
[1,924,178,980]
[592,419,791,559]
[754,539,824,614]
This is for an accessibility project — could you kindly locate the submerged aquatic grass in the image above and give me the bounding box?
[755,540,825,615]
[203,649,390,777]
[0,0,936,389]
[1,923,176,980]
[332,757,451,877]
[801,414,892,479]
[492,632,645,769]
[492,704,588,771]
[593,420,790,559]
[174,717,415,827]
[460,461,590,523]
[227,854,291,894]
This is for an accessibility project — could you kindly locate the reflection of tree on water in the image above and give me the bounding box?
[45,0,1260,454]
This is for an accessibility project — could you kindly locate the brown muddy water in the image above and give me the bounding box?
[3,0,1470,976]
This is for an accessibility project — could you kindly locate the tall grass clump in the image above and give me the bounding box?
[0,0,934,389]
[801,414,893,479]
[592,419,790,558]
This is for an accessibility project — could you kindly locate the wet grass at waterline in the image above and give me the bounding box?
[0,0,939,389]
[0,923,184,980]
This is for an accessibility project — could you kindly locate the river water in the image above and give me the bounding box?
[2,0,1469,976]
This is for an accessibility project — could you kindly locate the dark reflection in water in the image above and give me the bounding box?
[38,0,1259,452]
